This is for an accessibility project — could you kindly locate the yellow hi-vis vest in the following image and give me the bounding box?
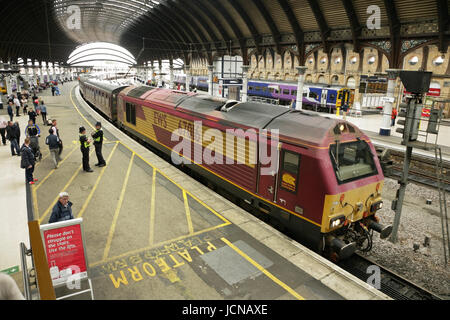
[79,134,90,149]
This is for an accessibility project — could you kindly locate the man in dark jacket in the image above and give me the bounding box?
[20,137,37,185]
[46,128,60,169]
[49,192,74,223]
[91,121,106,167]
[79,126,93,172]
[7,102,14,122]
[6,121,20,156]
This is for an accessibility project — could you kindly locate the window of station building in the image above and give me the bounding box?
[334,57,341,65]
[279,150,301,193]
[433,56,445,66]
[408,56,419,66]
[320,57,327,65]
[125,102,136,125]
[350,56,358,64]
[367,56,376,65]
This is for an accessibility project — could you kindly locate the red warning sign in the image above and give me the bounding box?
[41,219,88,286]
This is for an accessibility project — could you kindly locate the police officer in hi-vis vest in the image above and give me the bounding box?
[91,121,106,167]
[79,126,93,172]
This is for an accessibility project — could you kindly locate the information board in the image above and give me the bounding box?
[40,218,89,287]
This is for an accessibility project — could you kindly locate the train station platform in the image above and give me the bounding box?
[1,82,391,300]
[320,111,450,161]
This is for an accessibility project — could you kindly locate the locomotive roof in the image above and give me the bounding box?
[82,78,128,92]
[177,96,345,146]
[121,87,353,148]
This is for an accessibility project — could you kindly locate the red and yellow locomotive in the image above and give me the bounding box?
[79,79,392,260]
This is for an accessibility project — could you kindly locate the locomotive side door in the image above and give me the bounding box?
[275,148,302,216]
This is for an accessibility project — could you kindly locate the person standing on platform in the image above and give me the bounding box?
[40,101,47,125]
[13,95,20,117]
[32,93,38,111]
[6,121,20,156]
[0,117,7,146]
[48,192,73,223]
[51,119,63,155]
[91,121,106,167]
[79,126,93,173]
[28,108,37,125]
[7,101,14,122]
[21,96,27,115]
[46,128,61,169]
[391,108,398,127]
[20,137,37,185]
[25,120,40,137]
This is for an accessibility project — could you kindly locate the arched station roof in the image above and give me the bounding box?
[0,0,448,68]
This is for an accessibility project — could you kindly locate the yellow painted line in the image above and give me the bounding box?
[221,237,305,300]
[149,167,156,246]
[35,147,78,191]
[102,152,135,261]
[183,190,194,235]
[35,151,51,167]
[77,142,119,218]
[38,149,95,224]
[69,85,108,142]
[119,141,231,225]
[90,221,231,268]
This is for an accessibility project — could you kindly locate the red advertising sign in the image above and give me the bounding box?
[41,219,88,286]
[404,88,441,97]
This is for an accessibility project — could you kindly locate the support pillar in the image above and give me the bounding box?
[185,65,191,92]
[207,65,214,96]
[379,69,401,136]
[296,66,308,110]
[241,65,250,102]
[169,64,174,89]
[158,64,163,87]
[6,75,12,96]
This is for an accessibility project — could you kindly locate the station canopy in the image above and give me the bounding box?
[67,42,137,66]
[0,0,447,66]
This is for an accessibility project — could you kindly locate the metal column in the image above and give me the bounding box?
[296,66,308,110]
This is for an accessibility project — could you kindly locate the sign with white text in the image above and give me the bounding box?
[40,218,89,287]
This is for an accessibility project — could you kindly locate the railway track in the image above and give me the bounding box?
[338,253,443,300]
[376,145,450,192]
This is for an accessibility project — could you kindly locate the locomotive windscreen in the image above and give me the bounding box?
[329,140,378,184]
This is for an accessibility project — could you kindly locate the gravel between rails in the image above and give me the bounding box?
[361,178,450,299]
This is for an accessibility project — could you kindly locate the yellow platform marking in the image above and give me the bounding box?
[77,142,120,218]
[35,151,51,167]
[119,141,231,226]
[35,147,78,191]
[221,237,305,300]
[90,222,230,268]
[102,152,135,261]
[183,191,194,235]
[37,149,95,224]
[149,167,157,246]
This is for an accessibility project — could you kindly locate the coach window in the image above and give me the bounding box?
[279,150,301,193]
[283,89,290,95]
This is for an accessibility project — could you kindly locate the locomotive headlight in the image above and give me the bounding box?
[370,201,383,213]
[330,215,346,229]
